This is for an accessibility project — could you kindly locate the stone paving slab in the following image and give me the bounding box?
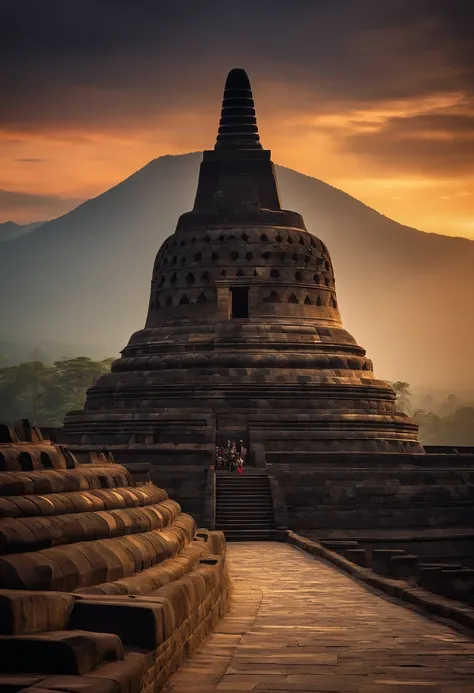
[164,543,474,692]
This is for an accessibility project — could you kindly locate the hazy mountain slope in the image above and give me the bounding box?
[1,152,472,391]
[0,220,45,241]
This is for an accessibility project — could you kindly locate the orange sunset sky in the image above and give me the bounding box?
[1,1,473,239]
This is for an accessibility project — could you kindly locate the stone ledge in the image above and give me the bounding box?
[0,590,75,636]
[0,631,124,676]
[288,530,474,634]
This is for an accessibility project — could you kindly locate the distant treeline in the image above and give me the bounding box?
[0,357,115,427]
[391,381,474,446]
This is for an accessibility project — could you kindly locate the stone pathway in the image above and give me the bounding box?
[165,543,474,692]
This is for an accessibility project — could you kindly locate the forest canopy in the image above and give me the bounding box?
[0,356,115,427]
[390,381,474,446]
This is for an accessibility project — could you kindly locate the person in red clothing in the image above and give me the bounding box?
[236,456,244,475]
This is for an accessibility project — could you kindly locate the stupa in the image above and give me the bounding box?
[64,68,423,517]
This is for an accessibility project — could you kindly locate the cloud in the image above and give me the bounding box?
[342,110,474,174]
[15,158,48,163]
[440,190,472,200]
[0,1,472,134]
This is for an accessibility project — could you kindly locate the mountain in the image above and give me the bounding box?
[0,152,473,392]
[0,220,45,242]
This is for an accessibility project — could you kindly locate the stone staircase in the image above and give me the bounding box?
[215,469,277,541]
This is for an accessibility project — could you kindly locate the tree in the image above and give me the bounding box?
[411,409,442,445]
[0,356,115,426]
[0,361,50,424]
[390,381,412,414]
[441,407,474,446]
[439,393,459,417]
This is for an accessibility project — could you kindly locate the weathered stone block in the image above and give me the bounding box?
[31,676,118,693]
[342,548,367,567]
[0,590,74,636]
[388,554,419,579]
[0,631,123,675]
[371,549,406,575]
[70,601,169,651]
[0,675,48,693]
[83,653,148,693]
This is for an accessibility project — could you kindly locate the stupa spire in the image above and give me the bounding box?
[214,68,263,151]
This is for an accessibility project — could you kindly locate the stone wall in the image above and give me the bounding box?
[0,422,229,693]
[267,451,474,531]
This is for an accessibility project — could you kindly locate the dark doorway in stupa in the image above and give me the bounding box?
[230,287,249,318]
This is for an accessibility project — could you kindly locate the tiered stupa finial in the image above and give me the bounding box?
[215,68,263,151]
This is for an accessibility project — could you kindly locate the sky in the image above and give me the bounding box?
[1,0,473,238]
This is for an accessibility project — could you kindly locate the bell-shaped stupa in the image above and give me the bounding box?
[64,69,422,496]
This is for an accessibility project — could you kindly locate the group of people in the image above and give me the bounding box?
[215,440,247,475]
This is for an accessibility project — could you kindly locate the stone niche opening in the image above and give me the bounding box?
[229,286,249,319]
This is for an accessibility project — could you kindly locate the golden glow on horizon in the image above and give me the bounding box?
[1,88,473,240]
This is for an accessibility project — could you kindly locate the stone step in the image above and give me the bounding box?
[216,506,274,511]
[216,507,273,513]
[217,475,268,479]
[216,473,268,477]
[217,519,274,523]
[217,493,272,497]
[216,477,269,481]
[217,490,269,495]
[215,471,268,476]
[216,500,272,505]
[216,480,269,484]
[216,476,268,478]
[215,472,275,539]
[222,530,278,542]
[217,506,273,517]
[216,510,273,520]
[216,506,274,512]
[216,521,275,532]
[217,503,273,507]
[217,486,269,489]
[215,471,268,475]
[217,486,269,491]
[216,490,270,495]
[216,495,273,500]
[216,483,270,488]
[216,494,271,498]
[217,514,274,519]
[216,491,271,497]
[216,474,268,477]
[217,502,272,506]
[216,507,273,511]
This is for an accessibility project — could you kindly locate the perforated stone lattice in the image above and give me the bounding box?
[148,227,336,311]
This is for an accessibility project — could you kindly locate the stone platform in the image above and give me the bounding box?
[0,422,229,693]
[166,542,474,693]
